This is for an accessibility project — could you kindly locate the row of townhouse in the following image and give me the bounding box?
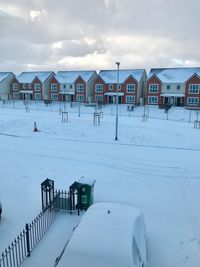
[0,67,200,108]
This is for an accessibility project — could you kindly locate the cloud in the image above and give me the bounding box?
[0,0,199,72]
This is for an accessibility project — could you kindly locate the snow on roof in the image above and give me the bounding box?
[78,176,96,186]
[0,72,12,82]
[17,71,54,83]
[99,69,145,83]
[58,202,146,267]
[56,71,96,83]
[148,67,200,83]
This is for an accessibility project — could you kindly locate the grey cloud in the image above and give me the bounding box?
[0,0,199,72]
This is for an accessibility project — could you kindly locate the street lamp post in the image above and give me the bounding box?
[115,62,120,141]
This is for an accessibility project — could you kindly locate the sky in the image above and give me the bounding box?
[0,0,200,73]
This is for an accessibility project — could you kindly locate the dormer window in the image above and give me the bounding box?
[166,85,170,90]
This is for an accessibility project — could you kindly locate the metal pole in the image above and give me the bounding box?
[115,62,120,140]
[78,102,81,117]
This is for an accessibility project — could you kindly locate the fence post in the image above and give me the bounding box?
[25,224,31,257]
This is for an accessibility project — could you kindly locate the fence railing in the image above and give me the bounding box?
[0,204,60,267]
[0,189,79,267]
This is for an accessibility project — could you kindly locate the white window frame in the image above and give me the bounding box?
[148,96,158,104]
[51,93,58,101]
[28,83,32,89]
[189,84,200,94]
[13,93,19,99]
[34,83,41,92]
[51,83,58,91]
[76,94,84,102]
[95,95,103,102]
[126,95,135,104]
[149,84,158,93]
[126,84,135,93]
[187,97,199,106]
[12,83,19,91]
[23,83,26,89]
[76,84,84,92]
[109,84,113,90]
[117,84,121,91]
[177,85,180,90]
[166,84,170,90]
[34,93,41,101]
[95,84,103,93]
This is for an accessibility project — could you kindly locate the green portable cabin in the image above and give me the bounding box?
[69,177,96,210]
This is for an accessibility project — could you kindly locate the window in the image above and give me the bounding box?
[117,84,121,91]
[23,83,26,89]
[51,93,58,101]
[177,85,180,90]
[13,93,19,99]
[76,84,84,92]
[12,83,18,91]
[187,97,199,105]
[70,84,73,89]
[149,84,158,93]
[189,84,200,94]
[34,93,41,101]
[166,85,170,90]
[34,83,41,91]
[63,84,66,89]
[28,83,32,89]
[109,84,113,90]
[126,84,135,93]
[95,84,103,93]
[148,96,158,104]
[95,95,103,103]
[76,94,84,102]
[51,83,58,91]
[126,95,135,103]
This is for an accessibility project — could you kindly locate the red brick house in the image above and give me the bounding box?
[146,68,200,108]
[93,69,147,104]
[49,76,60,101]
[185,74,200,108]
[10,71,54,101]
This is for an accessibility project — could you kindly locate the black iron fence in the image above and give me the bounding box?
[0,204,60,267]
[0,189,79,267]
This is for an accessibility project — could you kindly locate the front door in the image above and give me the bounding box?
[164,97,169,105]
[176,97,181,106]
[118,96,122,104]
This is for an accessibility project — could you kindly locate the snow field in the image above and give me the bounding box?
[0,103,200,266]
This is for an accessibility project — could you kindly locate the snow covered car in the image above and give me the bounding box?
[0,201,2,220]
[56,202,147,267]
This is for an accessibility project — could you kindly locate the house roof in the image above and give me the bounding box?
[57,202,147,267]
[56,71,96,83]
[148,67,200,83]
[17,71,54,83]
[0,72,13,82]
[98,69,145,83]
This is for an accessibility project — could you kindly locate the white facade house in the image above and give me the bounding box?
[56,202,147,267]
[56,71,97,102]
[0,72,15,100]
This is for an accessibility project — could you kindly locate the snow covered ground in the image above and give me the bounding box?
[0,101,200,267]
